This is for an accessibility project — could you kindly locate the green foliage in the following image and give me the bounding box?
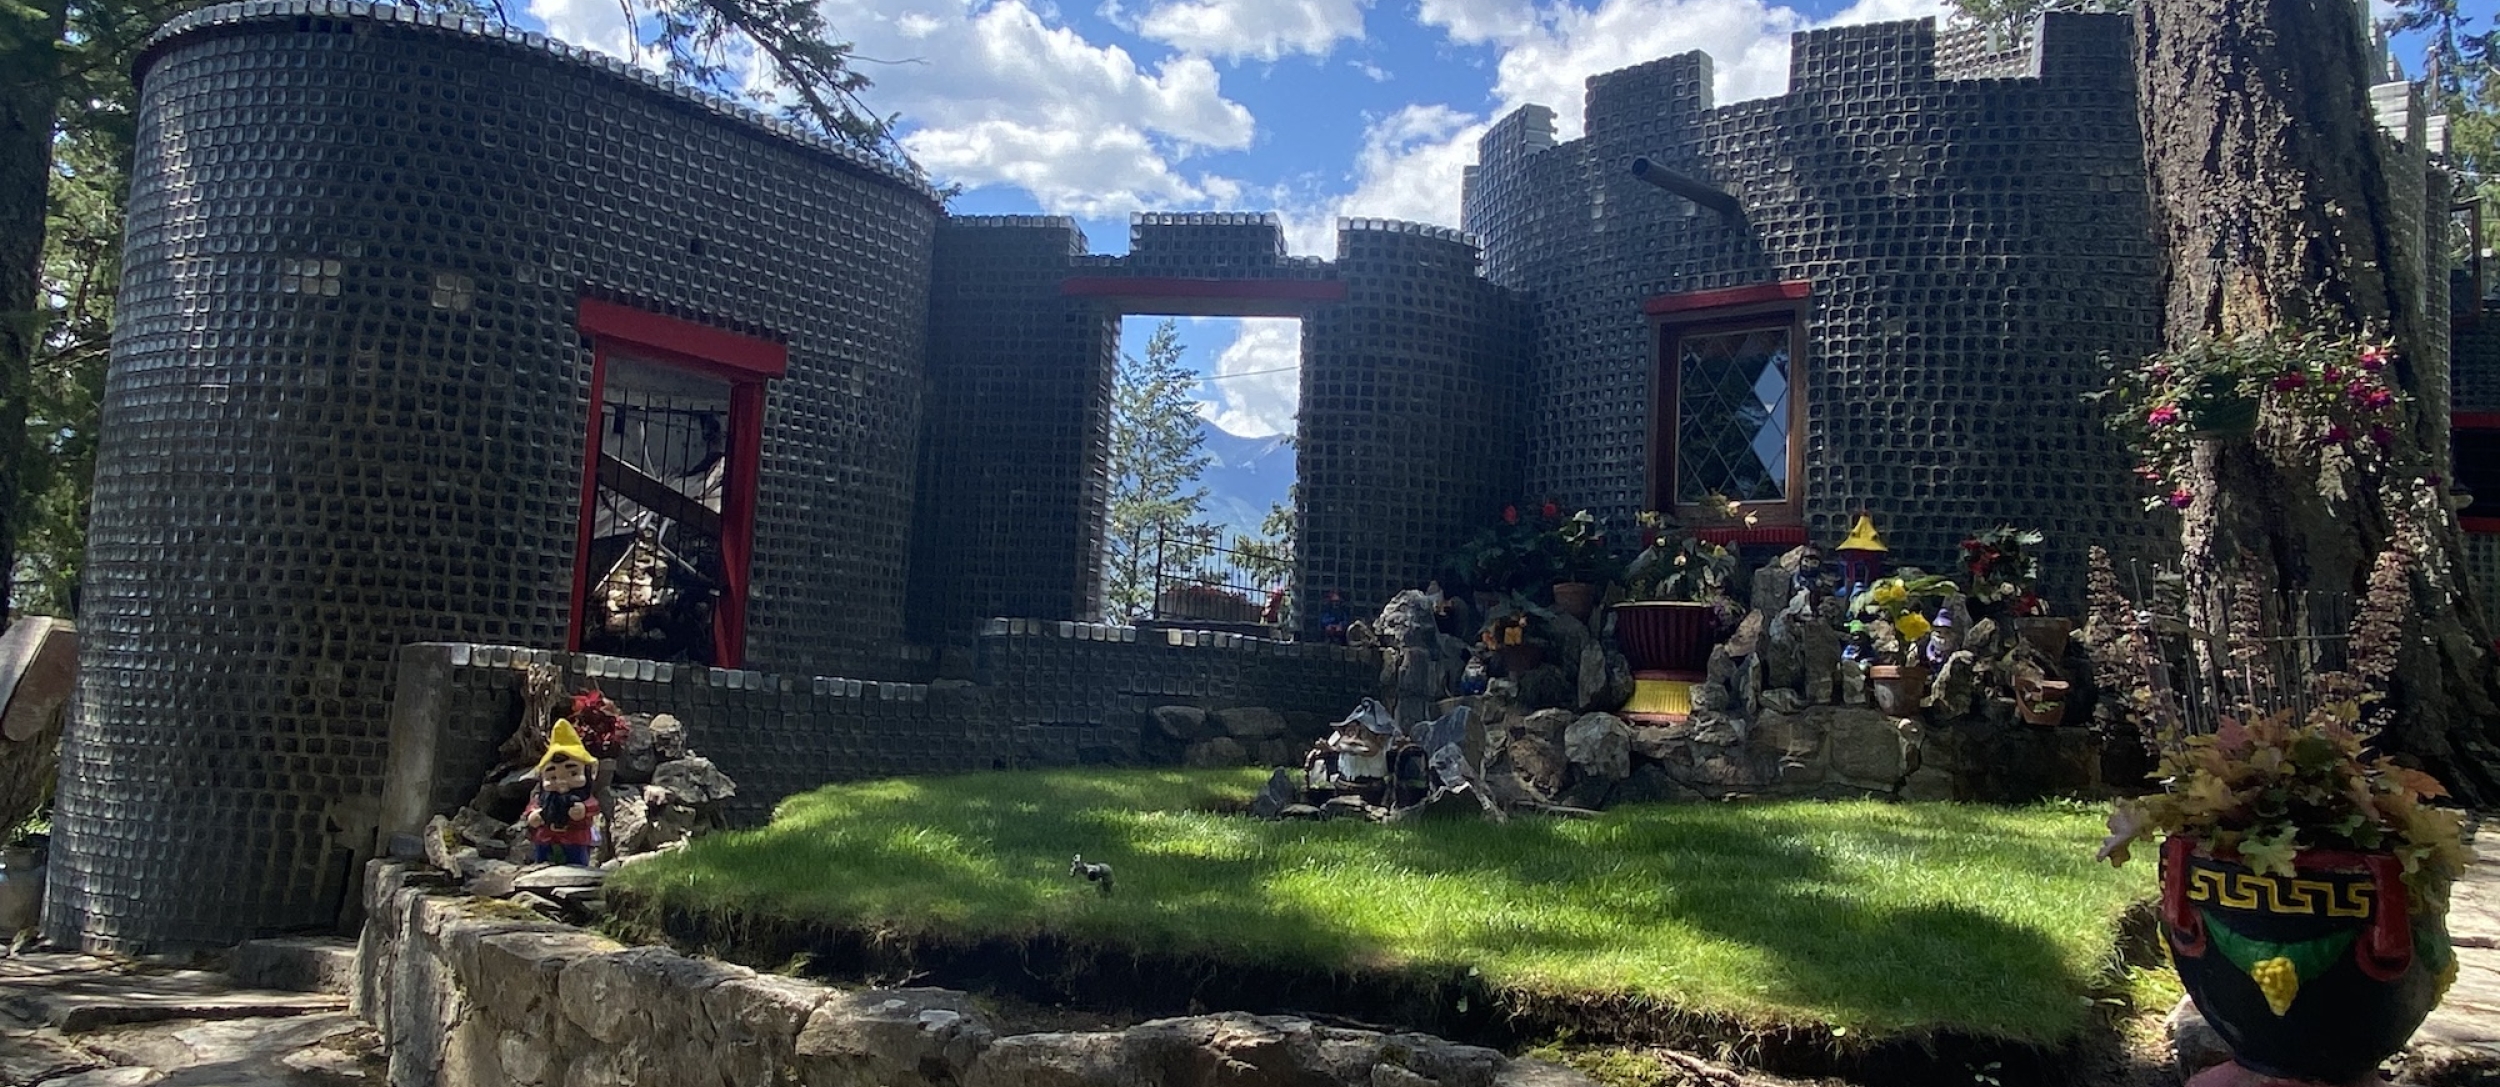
[1959,526,2044,616]
[1452,504,1563,596]
[1229,482,1296,625]
[2097,329,2409,513]
[611,768,2151,1044]
[1619,518,1736,610]
[1102,320,1213,622]
[2091,540,2472,911]
[2386,0,2496,268]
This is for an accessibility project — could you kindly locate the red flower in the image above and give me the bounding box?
[2271,373,2307,392]
[2324,365,2346,384]
[2363,389,2395,410]
[1502,505,1519,525]
[2166,489,2193,509]
[2320,424,2351,444]
[2147,405,2180,427]
[1541,501,1560,521]
[2370,425,2395,448]
[2359,346,2388,372]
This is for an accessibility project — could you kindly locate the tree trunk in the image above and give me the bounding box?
[0,0,65,620]
[2139,0,2500,801]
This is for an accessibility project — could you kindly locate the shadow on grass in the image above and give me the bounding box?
[608,770,2135,1086]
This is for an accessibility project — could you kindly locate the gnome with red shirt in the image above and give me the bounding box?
[523,720,601,866]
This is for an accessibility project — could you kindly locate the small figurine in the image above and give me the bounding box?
[1304,698,1399,787]
[1069,854,1114,895]
[522,720,601,867]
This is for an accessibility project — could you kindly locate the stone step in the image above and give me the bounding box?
[228,937,358,996]
[0,954,344,1034]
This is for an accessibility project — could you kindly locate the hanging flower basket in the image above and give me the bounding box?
[2159,837,2454,1084]
[2183,390,2260,439]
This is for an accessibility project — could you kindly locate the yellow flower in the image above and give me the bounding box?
[1895,613,1932,642]
[2250,956,2299,1016]
[1872,582,1908,608]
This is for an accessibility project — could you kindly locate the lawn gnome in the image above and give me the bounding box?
[1305,697,1399,788]
[523,720,600,866]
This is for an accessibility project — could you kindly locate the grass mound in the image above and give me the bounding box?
[607,768,2149,1047]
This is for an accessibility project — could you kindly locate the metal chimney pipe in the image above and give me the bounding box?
[1630,157,1742,218]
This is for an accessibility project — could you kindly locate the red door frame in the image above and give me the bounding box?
[571,298,787,668]
[1643,281,1813,526]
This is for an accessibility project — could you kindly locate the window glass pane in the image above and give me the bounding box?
[1675,325,1791,504]
[583,354,733,664]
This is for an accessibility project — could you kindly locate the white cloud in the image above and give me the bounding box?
[1198,319,1302,437]
[1136,0,1371,60]
[788,0,1259,216]
[1262,0,1959,243]
[528,0,641,61]
[1352,59,1392,81]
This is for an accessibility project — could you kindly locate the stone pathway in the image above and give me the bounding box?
[2399,829,2500,1079]
[0,942,379,1087]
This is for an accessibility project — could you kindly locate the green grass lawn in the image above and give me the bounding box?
[606,768,2152,1046]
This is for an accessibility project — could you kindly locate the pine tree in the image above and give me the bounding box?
[2135,0,2500,800]
[1102,320,1213,622]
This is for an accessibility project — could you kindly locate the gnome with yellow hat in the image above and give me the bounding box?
[523,719,601,866]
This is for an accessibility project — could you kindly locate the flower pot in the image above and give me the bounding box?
[1550,581,1599,622]
[2185,393,2259,439]
[1867,662,1928,716]
[1495,644,1546,677]
[2014,615,2073,660]
[2014,679,2070,727]
[2158,837,2455,1084]
[1613,601,1719,676]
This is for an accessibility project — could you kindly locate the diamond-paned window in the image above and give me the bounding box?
[1673,325,1792,505]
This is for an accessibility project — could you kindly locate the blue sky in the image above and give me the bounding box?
[521,0,2440,439]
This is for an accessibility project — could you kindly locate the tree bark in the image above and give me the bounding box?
[2138,0,2500,801]
[0,0,66,621]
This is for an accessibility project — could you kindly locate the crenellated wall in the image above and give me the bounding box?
[1462,14,2164,599]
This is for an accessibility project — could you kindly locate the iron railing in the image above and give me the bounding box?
[1149,525,1292,629]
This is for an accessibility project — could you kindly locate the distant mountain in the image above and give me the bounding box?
[1196,420,1294,545]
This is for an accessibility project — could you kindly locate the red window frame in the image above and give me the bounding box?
[571,298,786,668]
[1644,282,1813,526]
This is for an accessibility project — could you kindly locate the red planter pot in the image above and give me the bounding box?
[2159,837,2454,1084]
[1613,601,1718,680]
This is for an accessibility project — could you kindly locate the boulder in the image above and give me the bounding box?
[1513,709,1575,748]
[1515,664,1575,710]
[798,988,996,1087]
[1184,737,1248,768]
[1929,651,1981,718]
[1796,619,1842,705]
[1562,714,1631,782]
[1835,659,1868,706]
[1610,764,1688,806]
[1690,681,1733,713]
[1685,711,1742,747]
[1574,644,1634,713]
[1758,688,1805,715]
[2166,998,2232,1079]
[1723,612,1764,659]
[1212,707,1288,741]
[1899,766,1954,802]
[1825,707,1910,787]
[1490,736,1565,800]
[1745,709,1823,763]
[1628,726,1681,764]
[653,757,737,807]
[1152,706,1215,743]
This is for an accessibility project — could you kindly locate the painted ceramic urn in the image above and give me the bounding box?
[2159,837,2455,1085]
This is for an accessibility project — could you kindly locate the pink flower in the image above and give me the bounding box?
[2370,425,2395,448]
[2324,365,2346,384]
[2271,373,2307,392]
[2166,489,2193,509]
[2346,380,2376,403]
[2147,405,2180,427]
[2321,424,2351,444]
[2149,364,2172,381]
[2359,346,2388,372]
[2364,389,2395,410]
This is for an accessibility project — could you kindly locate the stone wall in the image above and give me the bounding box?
[381,630,1377,842]
[355,860,1594,1087]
